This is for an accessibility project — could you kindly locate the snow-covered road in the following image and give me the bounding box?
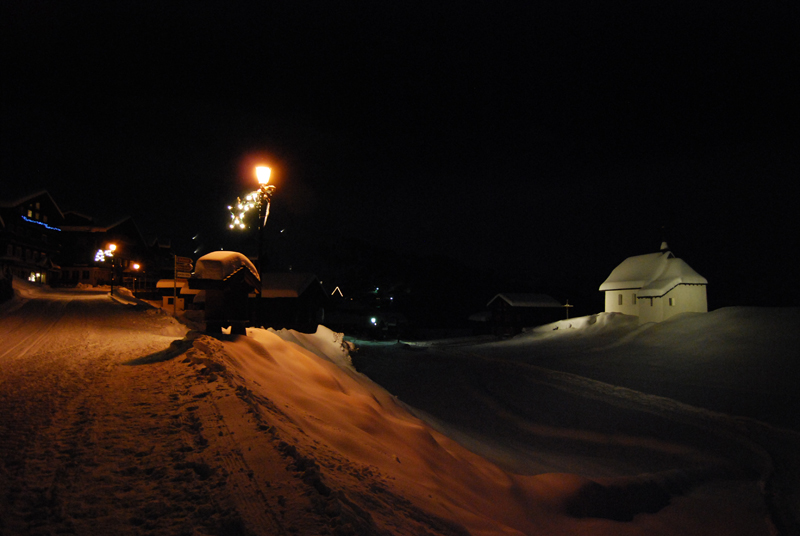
[0,285,197,534]
[0,286,186,466]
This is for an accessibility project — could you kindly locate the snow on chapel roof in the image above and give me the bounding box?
[599,243,707,298]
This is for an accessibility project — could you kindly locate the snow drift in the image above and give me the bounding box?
[184,324,774,535]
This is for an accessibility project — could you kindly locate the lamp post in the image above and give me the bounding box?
[255,166,276,283]
[132,263,140,297]
[107,243,117,296]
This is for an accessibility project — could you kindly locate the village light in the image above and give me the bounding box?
[132,263,140,296]
[226,164,278,282]
[256,165,271,185]
[100,243,118,296]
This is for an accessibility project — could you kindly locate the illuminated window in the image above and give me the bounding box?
[36,202,40,209]
[618,294,623,306]
[27,210,33,217]
[43,215,48,223]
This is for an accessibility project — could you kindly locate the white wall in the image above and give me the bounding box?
[604,290,639,316]
[638,284,708,324]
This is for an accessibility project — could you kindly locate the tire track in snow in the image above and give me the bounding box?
[0,298,70,361]
[178,347,290,536]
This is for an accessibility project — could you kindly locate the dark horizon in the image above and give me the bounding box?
[3,1,799,311]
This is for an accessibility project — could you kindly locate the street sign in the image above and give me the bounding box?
[175,256,193,273]
[176,272,192,279]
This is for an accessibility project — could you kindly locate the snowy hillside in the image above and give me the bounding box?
[1,281,796,535]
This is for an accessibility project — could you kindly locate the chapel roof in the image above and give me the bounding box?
[599,243,707,297]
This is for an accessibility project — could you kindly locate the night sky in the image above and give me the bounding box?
[3,1,799,310]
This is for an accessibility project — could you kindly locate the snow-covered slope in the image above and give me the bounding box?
[199,323,778,535]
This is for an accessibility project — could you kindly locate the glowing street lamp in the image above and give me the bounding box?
[103,244,117,297]
[227,165,278,281]
[132,263,140,296]
[256,165,271,185]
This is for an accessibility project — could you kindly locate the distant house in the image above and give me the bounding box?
[0,190,65,284]
[59,215,152,288]
[599,242,707,324]
[256,273,326,332]
[156,278,202,311]
[486,293,564,336]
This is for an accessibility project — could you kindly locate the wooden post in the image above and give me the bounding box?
[173,255,178,317]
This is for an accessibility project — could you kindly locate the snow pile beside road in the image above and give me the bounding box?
[194,326,771,535]
[210,328,593,535]
[265,325,356,371]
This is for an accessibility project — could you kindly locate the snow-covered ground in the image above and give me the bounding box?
[1,280,797,535]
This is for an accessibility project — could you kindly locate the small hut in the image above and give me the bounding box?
[255,273,326,332]
[487,293,563,336]
[189,251,260,334]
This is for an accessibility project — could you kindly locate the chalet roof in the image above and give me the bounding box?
[61,216,147,247]
[261,273,320,298]
[487,293,562,308]
[155,279,200,295]
[599,243,707,297]
[62,211,94,225]
[0,190,65,221]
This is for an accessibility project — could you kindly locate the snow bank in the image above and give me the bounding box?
[205,328,598,535]
[265,325,356,371]
[190,324,774,535]
[529,312,639,334]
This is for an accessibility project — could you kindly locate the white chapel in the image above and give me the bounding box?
[599,242,708,323]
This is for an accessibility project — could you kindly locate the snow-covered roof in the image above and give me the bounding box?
[156,279,188,289]
[261,273,320,298]
[599,244,707,297]
[194,251,259,282]
[487,293,562,308]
